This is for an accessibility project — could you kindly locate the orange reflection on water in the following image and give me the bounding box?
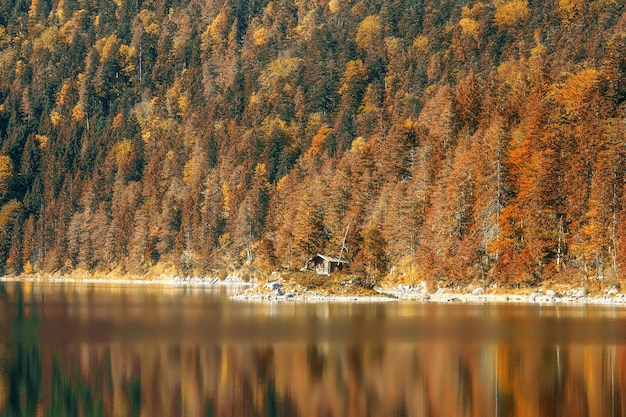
[28,341,625,417]
[0,281,625,416]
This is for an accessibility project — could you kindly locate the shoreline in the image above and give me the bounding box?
[231,288,626,305]
[231,279,626,306]
[231,290,626,306]
[0,275,251,287]
[2,275,626,306]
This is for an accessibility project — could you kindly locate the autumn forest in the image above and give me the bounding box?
[0,0,625,287]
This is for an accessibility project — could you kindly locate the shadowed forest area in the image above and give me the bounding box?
[0,0,625,288]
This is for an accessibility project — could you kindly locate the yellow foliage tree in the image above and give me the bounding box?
[0,200,21,231]
[494,0,530,28]
[201,11,229,51]
[413,35,429,53]
[350,136,366,153]
[50,111,62,126]
[328,0,340,13]
[59,10,87,44]
[385,37,400,56]
[113,139,133,170]
[253,27,269,46]
[119,44,137,76]
[33,27,58,53]
[28,0,39,20]
[55,0,66,22]
[343,59,367,81]
[56,80,72,107]
[221,181,232,217]
[0,26,10,49]
[35,134,49,150]
[183,160,195,184]
[338,59,367,97]
[295,9,318,41]
[72,102,86,122]
[356,15,382,50]
[459,17,479,40]
[100,34,120,62]
[259,58,302,90]
[558,0,576,27]
[549,68,598,115]
[461,2,485,19]
[0,155,13,200]
[178,95,189,115]
[306,125,332,158]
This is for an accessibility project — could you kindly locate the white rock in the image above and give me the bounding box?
[472,287,484,296]
[264,281,281,291]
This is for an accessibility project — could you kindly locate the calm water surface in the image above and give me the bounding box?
[1,281,625,416]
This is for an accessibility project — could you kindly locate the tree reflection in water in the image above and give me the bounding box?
[0,282,625,416]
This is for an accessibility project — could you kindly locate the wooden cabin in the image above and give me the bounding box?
[302,254,349,275]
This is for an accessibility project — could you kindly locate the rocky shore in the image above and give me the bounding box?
[231,277,626,306]
[231,280,395,302]
[230,272,395,302]
[378,283,626,305]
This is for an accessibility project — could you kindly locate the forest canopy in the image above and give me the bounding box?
[0,0,625,287]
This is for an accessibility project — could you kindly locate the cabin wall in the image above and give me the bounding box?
[315,261,330,274]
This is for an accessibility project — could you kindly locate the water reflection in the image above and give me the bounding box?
[0,281,625,416]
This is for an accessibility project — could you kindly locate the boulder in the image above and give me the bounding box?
[264,281,284,295]
[575,287,587,298]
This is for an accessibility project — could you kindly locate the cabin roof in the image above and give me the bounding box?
[311,254,349,264]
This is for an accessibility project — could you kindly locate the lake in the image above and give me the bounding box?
[0,281,625,416]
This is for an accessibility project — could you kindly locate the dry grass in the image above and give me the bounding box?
[276,271,381,297]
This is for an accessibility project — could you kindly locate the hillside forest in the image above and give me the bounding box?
[0,0,625,287]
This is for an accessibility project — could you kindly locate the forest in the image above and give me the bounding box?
[0,0,625,287]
